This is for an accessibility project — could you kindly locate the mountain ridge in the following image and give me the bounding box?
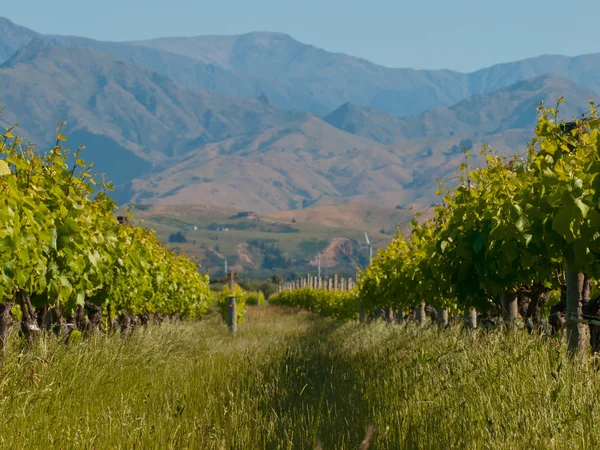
[1,16,599,213]
[4,16,600,118]
[324,74,596,145]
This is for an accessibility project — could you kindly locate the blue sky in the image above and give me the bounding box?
[4,0,600,72]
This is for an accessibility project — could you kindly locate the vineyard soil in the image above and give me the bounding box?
[1,306,599,449]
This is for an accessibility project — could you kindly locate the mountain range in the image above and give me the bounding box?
[0,15,599,213]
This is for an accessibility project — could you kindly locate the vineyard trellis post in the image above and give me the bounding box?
[465,307,477,330]
[416,302,426,326]
[500,292,518,326]
[396,310,405,325]
[437,308,448,328]
[566,266,587,353]
[227,296,237,334]
[385,308,394,324]
[227,270,236,333]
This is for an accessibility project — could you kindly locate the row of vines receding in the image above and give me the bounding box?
[0,122,210,352]
[357,100,600,353]
[273,101,600,354]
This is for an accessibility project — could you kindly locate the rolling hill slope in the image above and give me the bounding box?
[128,116,417,212]
[128,74,597,212]
[0,39,306,199]
[325,74,596,143]
[266,203,414,234]
[131,203,394,277]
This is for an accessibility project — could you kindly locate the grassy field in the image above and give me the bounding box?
[1,306,599,449]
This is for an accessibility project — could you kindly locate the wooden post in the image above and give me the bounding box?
[385,308,394,324]
[227,296,237,334]
[501,292,518,325]
[396,310,405,325]
[465,307,477,330]
[437,308,448,328]
[566,266,587,353]
[348,278,354,290]
[416,302,426,326]
[334,274,338,291]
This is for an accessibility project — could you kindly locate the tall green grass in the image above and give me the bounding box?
[0,307,599,449]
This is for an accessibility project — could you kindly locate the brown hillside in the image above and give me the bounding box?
[266,203,413,233]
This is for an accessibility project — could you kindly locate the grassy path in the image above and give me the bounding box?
[1,306,600,449]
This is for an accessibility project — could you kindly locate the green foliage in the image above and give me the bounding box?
[269,288,359,321]
[248,239,291,270]
[357,100,600,318]
[168,231,187,243]
[246,291,265,306]
[297,239,329,255]
[239,277,280,299]
[0,124,210,319]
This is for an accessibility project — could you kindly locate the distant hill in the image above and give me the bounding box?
[2,42,588,213]
[0,17,37,64]
[1,15,599,118]
[324,103,408,144]
[325,74,596,143]
[1,16,599,215]
[128,116,417,212]
[266,203,414,234]
[399,74,595,139]
[0,40,305,199]
[129,33,600,117]
[130,203,391,277]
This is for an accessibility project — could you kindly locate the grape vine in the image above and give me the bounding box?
[0,124,210,349]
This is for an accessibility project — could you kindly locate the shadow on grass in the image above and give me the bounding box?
[257,318,375,449]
